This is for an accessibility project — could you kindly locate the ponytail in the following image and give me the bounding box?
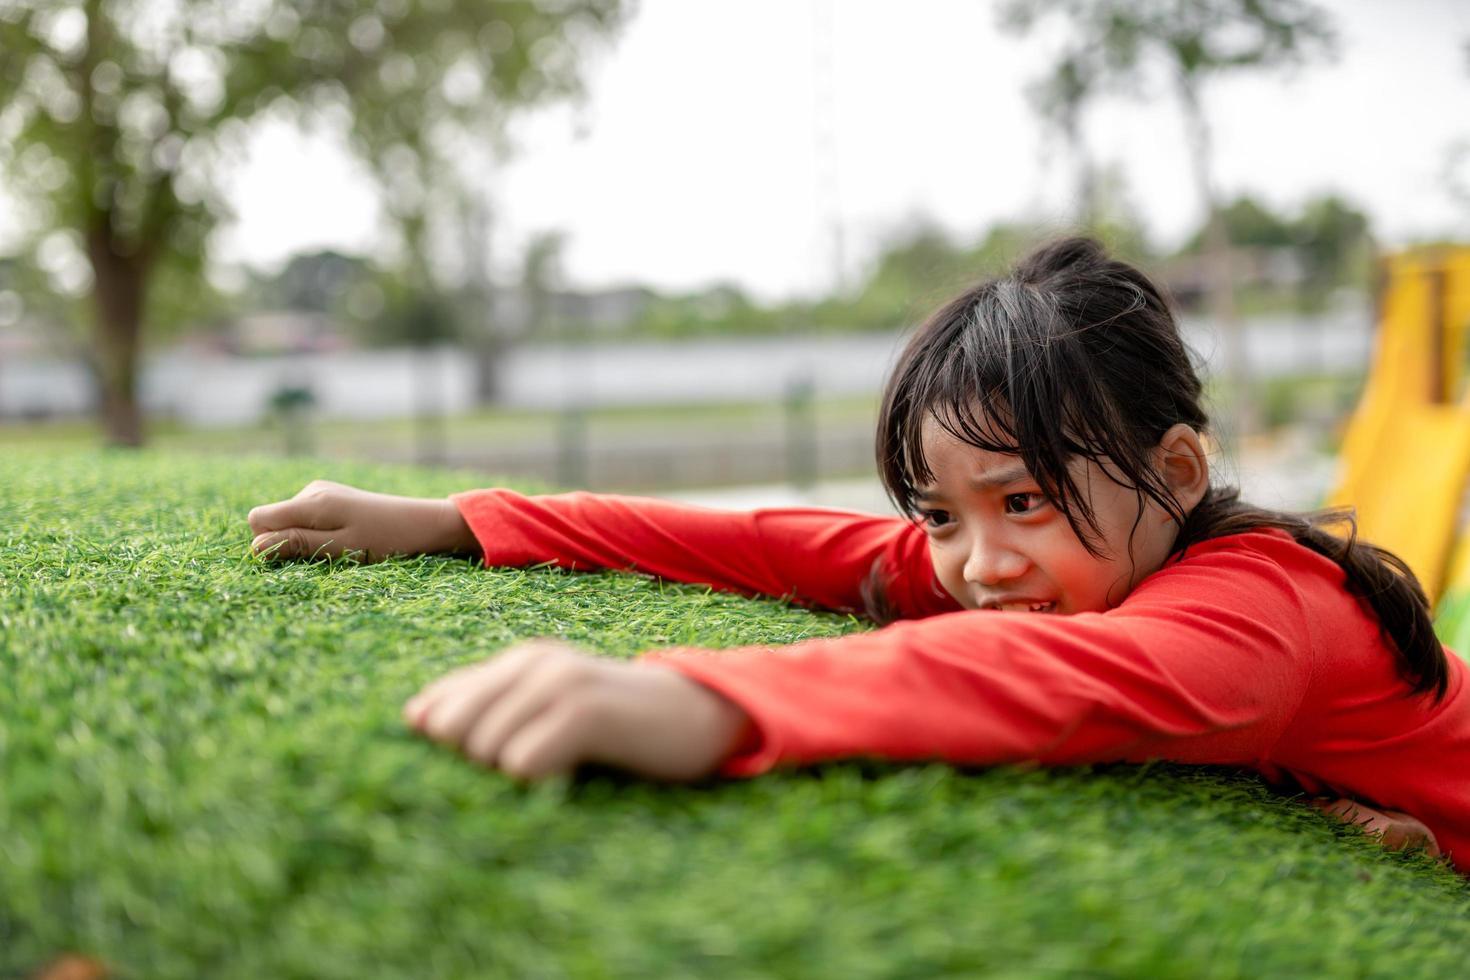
[1176,489,1449,703]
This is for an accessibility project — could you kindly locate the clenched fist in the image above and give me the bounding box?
[403,639,755,782]
[248,479,478,563]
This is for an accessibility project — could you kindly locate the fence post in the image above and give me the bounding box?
[784,370,817,492]
[556,403,588,488]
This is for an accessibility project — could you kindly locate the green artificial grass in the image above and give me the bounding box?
[2,449,1468,979]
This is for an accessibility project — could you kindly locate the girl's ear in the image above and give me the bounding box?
[1155,423,1210,514]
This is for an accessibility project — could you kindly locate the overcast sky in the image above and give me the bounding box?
[12,0,1470,301]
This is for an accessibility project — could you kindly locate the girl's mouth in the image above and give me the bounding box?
[998,601,1057,614]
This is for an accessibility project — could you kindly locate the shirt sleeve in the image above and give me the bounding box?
[640,533,1319,777]
[450,488,962,619]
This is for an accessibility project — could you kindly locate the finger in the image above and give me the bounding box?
[1308,798,1361,821]
[247,497,325,534]
[494,700,589,781]
[416,652,552,745]
[1310,799,1442,856]
[416,666,512,745]
[460,661,590,765]
[403,646,539,728]
[1371,810,1441,855]
[250,527,343,560]
[404,641,571,728]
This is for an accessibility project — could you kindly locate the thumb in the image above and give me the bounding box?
[251,527,349,561]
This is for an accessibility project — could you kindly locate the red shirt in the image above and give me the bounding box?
[453,488,1470,871]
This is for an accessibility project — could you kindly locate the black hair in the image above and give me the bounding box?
[875,235,1448,702]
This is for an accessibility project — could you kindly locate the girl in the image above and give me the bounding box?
[248,238,1461,868]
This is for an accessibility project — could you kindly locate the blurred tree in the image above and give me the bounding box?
[376,280,460,348]
[1176,192,1372,311]
[0,0,628,445]
[1002,0,1336,438]
[1181,194,1295,252]
[1084,163,1155,262]
[522,229,567,339]
[265,249,374,315]
[995,13,1099,225]
[800,220,1051,333]
[1290,193,1371,308]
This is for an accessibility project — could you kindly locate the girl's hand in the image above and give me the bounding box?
[402,640,754,781]
[248,480,476,562]
[1309,797,1442,857]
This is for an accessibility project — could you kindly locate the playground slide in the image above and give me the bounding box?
[1326,248,1470,649]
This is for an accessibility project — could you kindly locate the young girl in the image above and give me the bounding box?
[248,238,1463,869]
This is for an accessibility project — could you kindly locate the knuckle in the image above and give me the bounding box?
[464,734,497,767]
[558,685,602,720]
[498,742,542,781]
[543,659,592,690]
[499,643,543,667]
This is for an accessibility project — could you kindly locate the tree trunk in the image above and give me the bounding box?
[1061,108,1096,228]
[1178,77,1252,448]
[413,341,447,466]
[473,332,505,404]
[86,225,148,447]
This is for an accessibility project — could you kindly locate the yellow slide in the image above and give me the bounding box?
[1326,248,1470,649]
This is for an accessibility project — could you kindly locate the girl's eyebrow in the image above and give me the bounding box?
[916,464,1033,500]
[971,464,1033,489]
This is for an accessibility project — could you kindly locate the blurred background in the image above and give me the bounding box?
[1,0,1467,514]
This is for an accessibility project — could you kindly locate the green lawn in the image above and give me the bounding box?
[0,394,882,456]
[3,450,1468,979]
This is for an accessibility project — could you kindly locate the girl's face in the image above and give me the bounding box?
[915,415,1202,615]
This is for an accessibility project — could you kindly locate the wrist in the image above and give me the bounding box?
[684,675,757,771]
[414,496,477,556]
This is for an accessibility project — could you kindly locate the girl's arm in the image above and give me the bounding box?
[448,487,960,617]
[399,642,1443,860]
[402,530,1446,861]
[408,531,1318,780]
[249,482,959,618]
[640,531,1319,776]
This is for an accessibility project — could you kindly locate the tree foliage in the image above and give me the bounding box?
[1001,0,1337,439]
[1002,0,1336,93]
[0,0,628,442]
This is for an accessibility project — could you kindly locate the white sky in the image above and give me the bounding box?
[9,0,1470,301]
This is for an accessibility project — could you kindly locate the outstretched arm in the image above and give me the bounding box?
[449,487,960,617]
[400,639,1441,860]
[249,481,957,617]
[639,533,1319,776]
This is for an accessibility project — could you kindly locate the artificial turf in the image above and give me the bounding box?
[2,449,1468,979]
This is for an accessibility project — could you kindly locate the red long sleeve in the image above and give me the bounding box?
[451,488,960,619]
[453,489,1470,872]
[643,533,1319,773]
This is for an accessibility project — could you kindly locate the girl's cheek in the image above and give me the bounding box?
[928,541,970,605]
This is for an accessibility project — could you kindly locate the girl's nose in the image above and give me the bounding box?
[962,535,1030,586]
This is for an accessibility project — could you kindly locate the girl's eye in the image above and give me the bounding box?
[918,509,953,530]
[1004,493,1047,516]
